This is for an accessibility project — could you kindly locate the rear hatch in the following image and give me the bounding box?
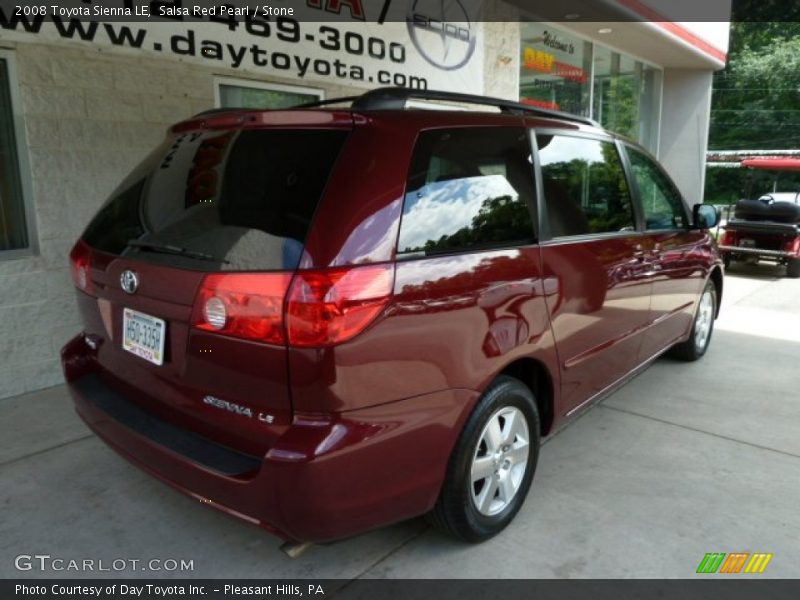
[70,112,352,456]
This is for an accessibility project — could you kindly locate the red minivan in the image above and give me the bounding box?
[62,88,723,546]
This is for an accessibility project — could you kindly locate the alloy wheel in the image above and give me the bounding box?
[694,289,715,351]
[470,406,530,516]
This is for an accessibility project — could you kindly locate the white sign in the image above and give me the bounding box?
[0,1,485,94]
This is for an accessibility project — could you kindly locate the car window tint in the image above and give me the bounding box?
[627,147,687,230]
[398,128,536,255]
[83,129,348,271]
[537,135,635,237]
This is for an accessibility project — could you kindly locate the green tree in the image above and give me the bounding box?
[705,3,800,202]
[709,1,800,150]
[711,35,800,150]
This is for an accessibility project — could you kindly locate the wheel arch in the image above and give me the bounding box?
[709,266,723,317]
[498,357,555,436]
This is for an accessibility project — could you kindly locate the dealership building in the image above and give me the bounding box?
[0,0,730,398]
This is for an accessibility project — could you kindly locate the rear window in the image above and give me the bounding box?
[83,128,348,271]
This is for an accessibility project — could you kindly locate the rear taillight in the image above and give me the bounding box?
[69,240,94,294]
[287,264,395,347]
[785,238,800,254]
[191,265,394,347]
[191,273,293,344]
[721,231,737,246]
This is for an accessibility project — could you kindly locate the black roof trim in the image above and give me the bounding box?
[191,88,600,128]
[347,88,599,127]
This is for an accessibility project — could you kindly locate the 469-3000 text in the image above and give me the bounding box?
[12,4,408,65]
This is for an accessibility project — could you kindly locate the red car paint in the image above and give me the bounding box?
[62,99,723,543]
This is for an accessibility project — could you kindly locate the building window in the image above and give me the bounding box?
[593,47,662,151]
[519,23,592,117]
[214,77,323,109]
[518,24,662,154]
[0,55,31,253]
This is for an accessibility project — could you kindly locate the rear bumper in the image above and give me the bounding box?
[719,245,796,259]
[63,334,477,543]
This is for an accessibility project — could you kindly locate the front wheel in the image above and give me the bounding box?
[428,376,540,542]
[669,279,717,361]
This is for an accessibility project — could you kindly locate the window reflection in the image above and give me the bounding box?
[399,128,536,255]
[537,135,635,237]
[519,23,592,116]
[593,46,662,151]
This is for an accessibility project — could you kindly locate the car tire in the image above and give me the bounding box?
[787,258,800,278]
[722,253,731,270]
[428,375,540,542]
[669,279,717,361]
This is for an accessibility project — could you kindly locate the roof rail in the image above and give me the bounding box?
[293,96,361,109]
[340,87,599,127]
[192,88,599,127]
[190,97,360,118]
[191,107,255,118]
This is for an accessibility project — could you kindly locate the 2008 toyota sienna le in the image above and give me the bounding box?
[62,88,723,546]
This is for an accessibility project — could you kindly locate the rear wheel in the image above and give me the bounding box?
[428,376,540,542]
[669,280,717,361]
[788,258,800,278]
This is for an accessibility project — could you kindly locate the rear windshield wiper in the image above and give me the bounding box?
[126,240,229,264]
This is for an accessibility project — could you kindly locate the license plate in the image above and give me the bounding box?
[740,238,756,248]
[122,308,166,366]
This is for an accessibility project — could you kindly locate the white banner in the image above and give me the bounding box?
[0,1,485,94]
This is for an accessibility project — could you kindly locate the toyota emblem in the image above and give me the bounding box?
[120,270,139,294]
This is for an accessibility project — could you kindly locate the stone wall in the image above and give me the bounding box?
[482,1,521,100]
[0,41,367,398]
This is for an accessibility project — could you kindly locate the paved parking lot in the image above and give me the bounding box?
[2,266,798,579]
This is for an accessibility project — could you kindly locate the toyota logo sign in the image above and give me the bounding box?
[407,0,477,71]
[120,270,139,294]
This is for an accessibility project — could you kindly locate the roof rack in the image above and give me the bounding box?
[293,96,360,109]
[298,87,599,127]
[190,96,360,118]
[191,107,256,118]
[190,88,599,128]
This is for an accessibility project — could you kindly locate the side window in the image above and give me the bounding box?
[398,128,535,255]
[537,135,635,237]
[627,147,687,230]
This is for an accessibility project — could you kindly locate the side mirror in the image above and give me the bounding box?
[693,204,719,229]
